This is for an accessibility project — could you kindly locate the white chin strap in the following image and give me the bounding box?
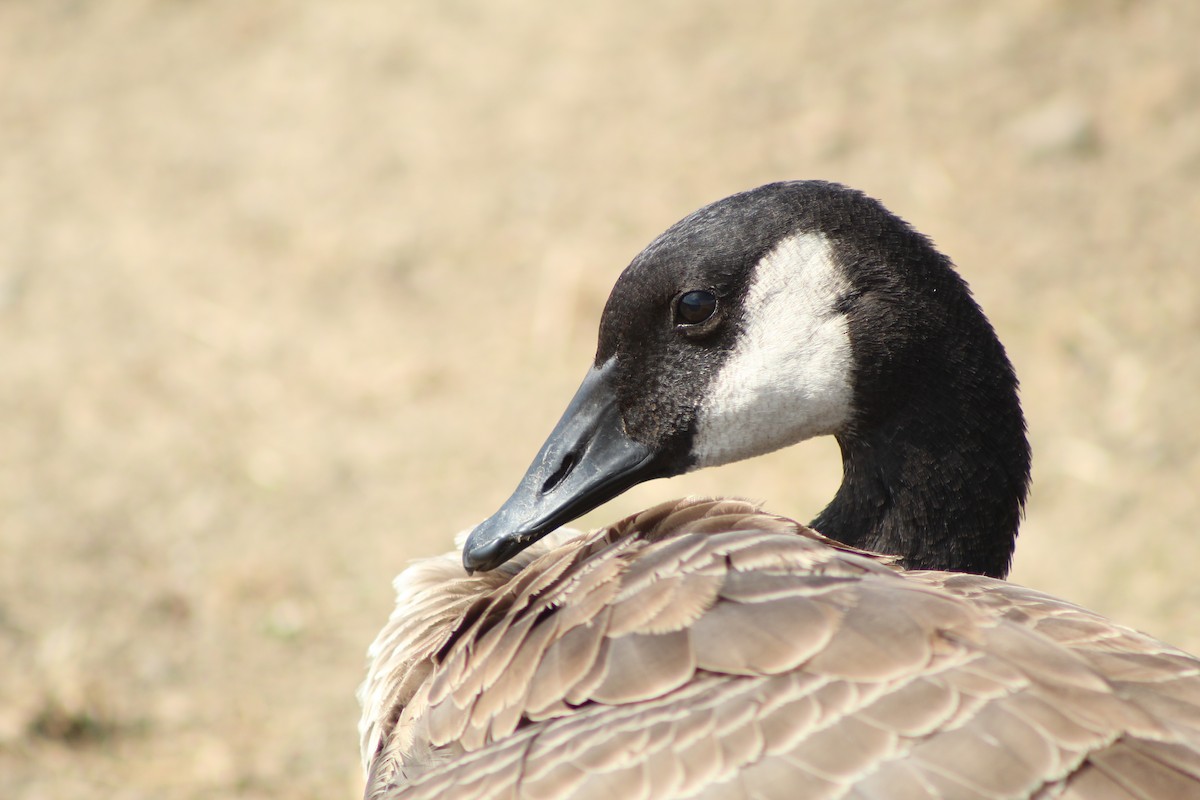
[691,232,854,468]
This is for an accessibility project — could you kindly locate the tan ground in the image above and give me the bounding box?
[2,1,1198,797]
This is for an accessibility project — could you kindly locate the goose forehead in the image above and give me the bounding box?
[691,231,854,467]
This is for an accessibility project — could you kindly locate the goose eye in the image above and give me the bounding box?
[676,290,718,325]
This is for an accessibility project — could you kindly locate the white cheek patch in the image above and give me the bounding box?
[691,232,854,468]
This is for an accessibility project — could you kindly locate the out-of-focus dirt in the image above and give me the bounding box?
[2,2,1198,797]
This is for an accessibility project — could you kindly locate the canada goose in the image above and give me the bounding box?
[360,182,1200,799]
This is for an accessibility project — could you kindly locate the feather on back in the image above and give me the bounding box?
[360,498,1200,799]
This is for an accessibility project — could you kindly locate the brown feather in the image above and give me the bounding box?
[1088,739,1200,799]
[524,618,607,717]
[590,630,697,704]
[692,594,837,675]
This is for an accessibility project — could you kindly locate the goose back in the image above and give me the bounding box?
[360,498,1200,799]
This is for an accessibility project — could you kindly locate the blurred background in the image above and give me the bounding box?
[2,1,1198,797]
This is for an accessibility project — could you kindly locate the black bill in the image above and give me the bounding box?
[462,359,667,572]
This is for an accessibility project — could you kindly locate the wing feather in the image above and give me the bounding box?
[361,498,1200,799]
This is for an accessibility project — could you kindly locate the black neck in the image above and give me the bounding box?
[811,326,1030,579]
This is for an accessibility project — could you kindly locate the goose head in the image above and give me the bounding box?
[463,181,1030,578]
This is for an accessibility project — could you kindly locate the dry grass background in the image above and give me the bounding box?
[2,1,1198,797]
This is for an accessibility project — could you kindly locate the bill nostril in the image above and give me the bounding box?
[541,450,579,494]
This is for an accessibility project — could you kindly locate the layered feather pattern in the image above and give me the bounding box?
[359,498,1200,799]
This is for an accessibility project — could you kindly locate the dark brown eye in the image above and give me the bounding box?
[676,290,718,325]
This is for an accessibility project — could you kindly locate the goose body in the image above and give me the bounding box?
[360,182,1200,798]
